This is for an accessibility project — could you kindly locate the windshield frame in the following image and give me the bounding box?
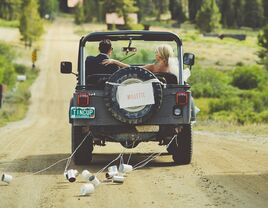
[78,31,184,86]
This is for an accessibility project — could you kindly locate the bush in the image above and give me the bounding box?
[0,42,14,61]
[14,64,28,74]
[189,67,231,98]
[231,66,267,90]
[0,56,16,88]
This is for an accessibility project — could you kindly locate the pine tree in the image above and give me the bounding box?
[196,0,221,32]
[19,0,44,46]
[218,0,235,27]
[74,3,85,24]
[83,0,95,22]
[258,24,268,69]
[188,0,203,22]
[0,0,22,20]
[263,0,268,24]
[153,0,169,20]
[136,0,156,22]
[233,0,244,27]
[169,0,186,24]
[244,0,264,28]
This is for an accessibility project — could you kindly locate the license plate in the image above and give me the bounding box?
[70,107,95,119]
[135,125,159,132]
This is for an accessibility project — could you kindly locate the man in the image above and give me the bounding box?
[85,39,119,76]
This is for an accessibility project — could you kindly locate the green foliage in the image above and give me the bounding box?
[169,0,186,25]
[38,0,58,19]
[0,66,38,127]
[218,0,235,27]
[0,42,14,61]
[74,3,85,24]
[264,0,268,22]
[14,64,28,74]
[188,67,231,98]
[0,18,19,27]
[136,0,157,21]
[244,0,264,28]
[188,0,203,22]
[0,56,16,88]
[258,24,268,69]
[104,0,138,25]
[19,0,44,45]
[231,66,267,90]
[0,0,21,20]
[153,0,169,21]
[196,0,222,32]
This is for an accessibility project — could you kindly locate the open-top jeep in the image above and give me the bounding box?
[61,31,196,165]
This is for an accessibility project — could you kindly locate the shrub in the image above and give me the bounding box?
[189,67,231,98]
[0,56,16,88]
[14,64,28,74]
[231,66,267,90]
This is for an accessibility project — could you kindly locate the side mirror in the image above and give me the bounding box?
[183,53,195,67]
[60,61,72,74]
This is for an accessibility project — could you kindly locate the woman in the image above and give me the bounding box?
[102,44,175,73]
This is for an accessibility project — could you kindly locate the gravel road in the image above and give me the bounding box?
[0,18,267,208]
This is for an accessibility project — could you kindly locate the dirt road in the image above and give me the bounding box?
[0,19,267,208]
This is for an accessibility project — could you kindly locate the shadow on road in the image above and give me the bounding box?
[2,152,175,175]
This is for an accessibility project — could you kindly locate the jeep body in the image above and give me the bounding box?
[61,31,195,165]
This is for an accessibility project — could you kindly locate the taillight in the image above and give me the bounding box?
[176,91,189,106]
[77,92,90,106]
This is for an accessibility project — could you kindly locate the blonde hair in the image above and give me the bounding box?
[155,44,174,65]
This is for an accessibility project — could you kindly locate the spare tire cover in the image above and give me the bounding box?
[104,66,163,124]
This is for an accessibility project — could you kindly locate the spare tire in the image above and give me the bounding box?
[104,66,163,124]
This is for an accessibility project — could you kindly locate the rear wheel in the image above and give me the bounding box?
[71,126,93,165]
[169,124,192,165]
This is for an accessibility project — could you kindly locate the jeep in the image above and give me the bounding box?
[61,31,196,165]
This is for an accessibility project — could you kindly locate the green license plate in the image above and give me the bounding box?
[70,107,95,119]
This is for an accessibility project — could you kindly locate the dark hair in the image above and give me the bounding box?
[99,39,112,54]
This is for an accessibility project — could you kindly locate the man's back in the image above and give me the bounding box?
[85,54,119,76]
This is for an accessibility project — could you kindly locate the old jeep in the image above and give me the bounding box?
[61,31,196,165]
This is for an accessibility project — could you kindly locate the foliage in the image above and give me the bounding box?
[218,0,235,27]
[0,66,38,127]
[0,0,21,20]
[14,64,28,74]
[19,0,44,45]
[0,56,16,88]
[188,67,231,98]
[169,0,186,25]
[74,3,85,24]
[38,0,58,20]
[196,0,222,32]
[264,0,268,22]
[258,24,268,69]
[188,0,203,22]
[231,66,267,89]
[104,0,138,25]
[153,0,169,21]
[0,42,15,61]
[244,0,264,28]
[136,0,157,21]
[0,18,19,27]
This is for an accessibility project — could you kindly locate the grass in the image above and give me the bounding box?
[0,68,38,127]
[0,18,19,28]
[195,120,268,136]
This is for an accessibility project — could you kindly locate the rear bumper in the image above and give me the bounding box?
[71,86,192,126]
